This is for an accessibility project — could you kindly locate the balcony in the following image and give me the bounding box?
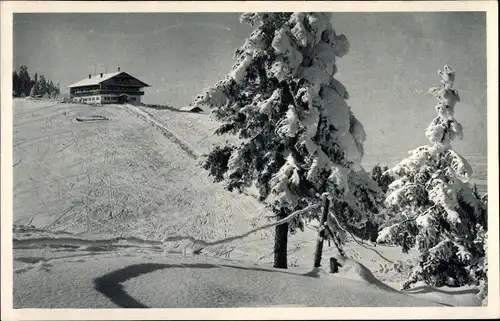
[70,89,145,97]
[100,89,145,95]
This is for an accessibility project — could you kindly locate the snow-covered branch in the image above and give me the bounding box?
[328,210,394,264]
[162,204,320,248]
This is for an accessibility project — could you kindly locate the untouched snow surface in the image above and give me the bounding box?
[10,99,482,308]
[13,229,441,308]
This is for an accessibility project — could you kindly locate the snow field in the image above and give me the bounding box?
[13,230,442,308]
[11,99,483,307]
[13,99,269,257]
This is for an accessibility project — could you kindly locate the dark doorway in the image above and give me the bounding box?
[118,94,128,104]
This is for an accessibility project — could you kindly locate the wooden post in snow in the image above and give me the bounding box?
[313,193,330,268]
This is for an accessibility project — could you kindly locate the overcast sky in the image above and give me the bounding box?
[13,12,487,162]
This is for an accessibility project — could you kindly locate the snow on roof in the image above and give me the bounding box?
[67,72,149,88]
[68,72,121,88]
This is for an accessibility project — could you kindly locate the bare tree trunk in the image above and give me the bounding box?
[273,208,288,269]
[313,195,330,268]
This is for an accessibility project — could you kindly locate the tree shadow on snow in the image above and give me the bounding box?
[218,263,309,278]
[220,263,436,299]
[93,262,218,308]
[405,285,480,295]
[141,104,195,113]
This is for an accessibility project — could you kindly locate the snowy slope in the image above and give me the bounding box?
[132,104,235,155]
[10,99,482,309]
[13,98,269,257]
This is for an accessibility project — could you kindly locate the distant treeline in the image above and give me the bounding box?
[13,65,61,98]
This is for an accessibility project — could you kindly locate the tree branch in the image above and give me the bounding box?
[329,210,394,264]
[162,204,320,248]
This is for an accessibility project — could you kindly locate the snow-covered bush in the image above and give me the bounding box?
[377,65,487,291]
[476,228,488,306]
[371,164,393,193]
[194,12,382,268]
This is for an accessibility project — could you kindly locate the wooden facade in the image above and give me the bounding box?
[68,70,149,104]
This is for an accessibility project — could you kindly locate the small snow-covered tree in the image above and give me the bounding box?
[194,12,382,268]
[377,65,487,291]
[13,71,21,97]
[18,65,31,97]
[371,163,393,193]
[30,73,39,97]
[39,75,48,97]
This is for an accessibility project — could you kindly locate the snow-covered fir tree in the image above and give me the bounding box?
[371,163,393,193]
[193,12,382,268]
[29,81,39,97]
[377,65,488,292]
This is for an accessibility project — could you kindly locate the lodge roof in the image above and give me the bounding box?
[68,72,150,88]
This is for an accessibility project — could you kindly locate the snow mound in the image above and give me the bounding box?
[327,254,401,294]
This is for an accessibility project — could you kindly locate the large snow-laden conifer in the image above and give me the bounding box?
[194,12,382,268]
[377,65,487,292]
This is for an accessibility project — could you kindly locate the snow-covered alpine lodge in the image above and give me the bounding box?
[68,67,149,104]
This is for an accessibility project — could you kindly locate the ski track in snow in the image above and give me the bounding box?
[13,235,163,250]
[123,104,199,159]
[123,103,267,233]
[13,99,268,249]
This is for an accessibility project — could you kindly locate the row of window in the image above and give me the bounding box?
[72,87,99,94]
[103,86,140,91]
[80,96,137,102]
[72,87,141,94]
[82,97,99,102]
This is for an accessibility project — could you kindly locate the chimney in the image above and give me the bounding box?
[88,74,91,79]
[117,64,120,72]
[100,72,103,78]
